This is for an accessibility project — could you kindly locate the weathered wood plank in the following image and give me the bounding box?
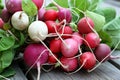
[109,50,120,69]
[28,62,120,80]
[10,63,28,80]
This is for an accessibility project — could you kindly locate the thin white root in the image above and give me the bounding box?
[88,40,120,72]
[36,36,67,69]
[37,62,41,80]
[65,59,86,75]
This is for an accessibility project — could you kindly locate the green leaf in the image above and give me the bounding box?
[86,10,105,31]
[75,0,90,11]
[103,16,120,49]
[98,30,112,46]
[0,36,15,51]
[88,0,99,11]
[0,49,14,73]
[0,67,15,80]
[0,29,6,37]
[54,0,68,8]
[95,7,116,23]
[103,16,120,31]
[22,0,37,16]
[14,32,25,49]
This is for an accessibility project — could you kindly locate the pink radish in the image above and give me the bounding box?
[48,53,58,64]
[60,57,78,72]
[61,38,79,58]
[38,8,46,21]
[32,0,44,10]
[0,18,4,29]
[72,32,83,46]
[84,32,100,48]
[78,17,94,34]
[80,52,96,70]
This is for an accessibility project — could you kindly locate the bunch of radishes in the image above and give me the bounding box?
[0,0,120,80]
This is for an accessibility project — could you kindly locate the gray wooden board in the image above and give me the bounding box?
[109,50,120,69]
[28,62,120,80]
[10,63,28,80]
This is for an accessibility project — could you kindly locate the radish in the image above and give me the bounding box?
[0,18,4,29]
[11,11,29,30]
[45,20,60,33]
[5,0,22,13]
[1,8,12,23]
[24,43,49,68]
[24,43,49,80]
[43,9,58,21]
[28,21,48,41]
[78,17,94,34]
[61,38,79,58]
[59,26,73,39]
[38,8,46,21]
[84,32,100,48]
[51,0,72,23]
[72,32,83,46]
[48,53,58,64]
[94,43,111,62]
[32,0,44,10]
[60,57,78,72]
[80,52,96,70]
[49,39,62,54]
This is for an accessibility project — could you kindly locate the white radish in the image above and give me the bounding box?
[28,21,48,41]
[11,11,29,30]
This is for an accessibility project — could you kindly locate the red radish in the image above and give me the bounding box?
[1,8,12,22]
[0,18,4,29]
[51,0,72,23]
[38,8,46,21]
[60,57,78,72]
[45,21,59,33]
[84,32,100,48]
[49,39,62,54]
[94,43,111,62]
[72,32,83,46]
[59,26,73,39]
[48,54,58,64]
[5,0,22,13]
[32,0,44,10]
[80,52,96,70]
[11,11,29,30]
[78,17,94,34]
[23,43,49,68]
[44,9,58,21]
[28,21,48,41]
[61,38,79,58]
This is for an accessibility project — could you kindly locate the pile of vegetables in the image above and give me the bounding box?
[0,0,120,79]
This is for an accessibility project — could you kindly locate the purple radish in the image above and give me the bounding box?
[51,0,72,23]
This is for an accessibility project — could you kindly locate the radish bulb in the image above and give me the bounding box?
[5,0,22,13]
[51,0,72,23]
[28,21,48,41]
[11,11,29,30]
